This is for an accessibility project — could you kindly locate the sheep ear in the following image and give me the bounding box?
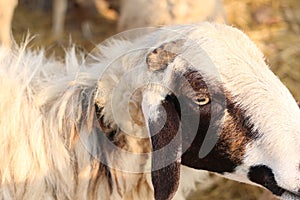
[146,39,185,72]
[142,94,182,200]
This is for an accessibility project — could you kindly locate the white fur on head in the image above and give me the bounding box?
[184,23,300,198]
[0,44,156,200]
[202,24,300,196]
[94,22,300,199]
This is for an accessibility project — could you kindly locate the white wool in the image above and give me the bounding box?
[0,44,154,199]
[0,39,212,199]
[93,22,300,197]
[1,22,300,200]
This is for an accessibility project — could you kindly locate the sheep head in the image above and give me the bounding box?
[93,23,300,200]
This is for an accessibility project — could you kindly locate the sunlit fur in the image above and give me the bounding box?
[1,22,299,200]
[0,44,146,199]
[0,41,212,199]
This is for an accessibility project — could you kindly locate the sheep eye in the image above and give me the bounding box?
[195,97,210,106]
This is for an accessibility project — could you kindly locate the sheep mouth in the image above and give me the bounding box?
[258,181,300,200]
[247,165,300,199]
[281,191,300,200]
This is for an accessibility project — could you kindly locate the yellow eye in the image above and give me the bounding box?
[195,97,210,106]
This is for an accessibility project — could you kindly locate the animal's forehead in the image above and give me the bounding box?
[177,25,299,128]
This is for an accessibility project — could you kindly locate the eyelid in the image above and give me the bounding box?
[195,97,210,106]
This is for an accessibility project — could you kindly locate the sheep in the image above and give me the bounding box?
[117,0,226,31]
[52,0,118,39]
[52,0,96,39]
[0,0,18,47]
[93,23,300,200]
[0,22,300,200]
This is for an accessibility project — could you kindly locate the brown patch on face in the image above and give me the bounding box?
[219,120,249,163]
[219,95,259,164]
[182,92,258,172]
[182,70,210,93]
[180,70,211,103]
[218,112,253,164]
[179,70,258,173]
[146,39,185,72]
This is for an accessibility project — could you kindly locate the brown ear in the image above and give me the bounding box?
[143,94,182,200]
[146,39,185,72]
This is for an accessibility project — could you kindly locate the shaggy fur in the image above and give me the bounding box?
[1,22,300,200]
[0,41,211,199]
[0,44,152,199]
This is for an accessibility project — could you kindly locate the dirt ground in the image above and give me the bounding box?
[11,0,300,199]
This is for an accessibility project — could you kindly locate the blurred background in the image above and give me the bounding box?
[6,0,300,199]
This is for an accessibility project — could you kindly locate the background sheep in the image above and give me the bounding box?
[0,0,18,46]
[117,0,226,31]
[5,0,226,42]
[52,0,118,39]
[53,0,226,37]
